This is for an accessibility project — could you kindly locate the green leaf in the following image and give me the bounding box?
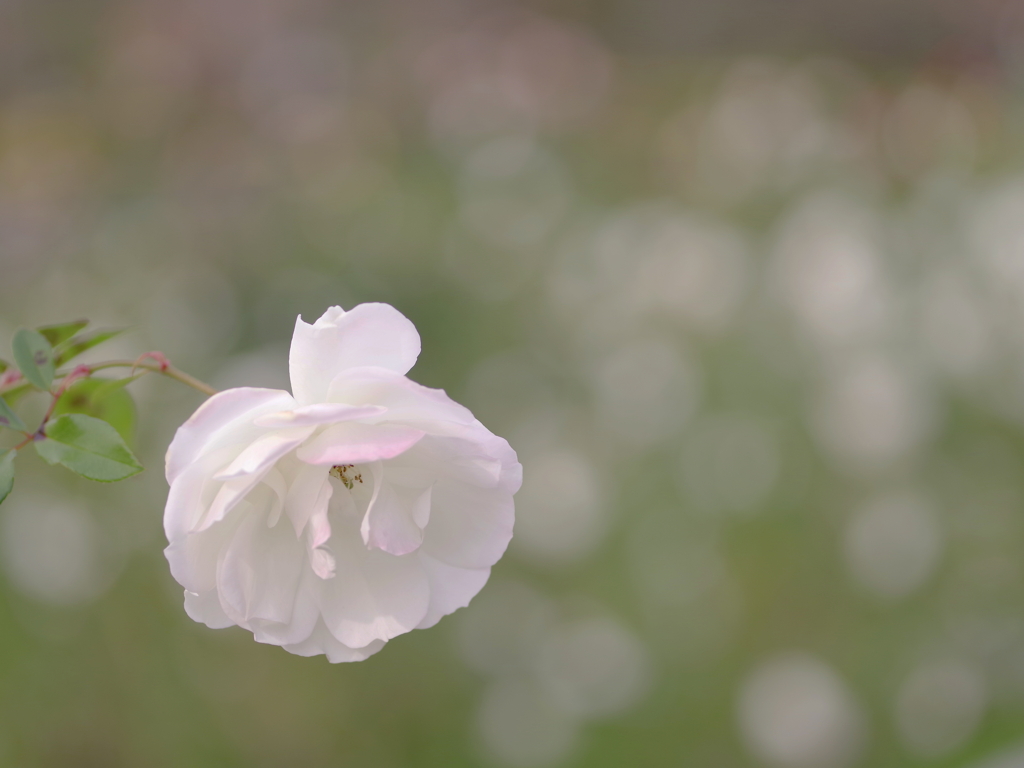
[54,329,124,367]
[12,329,55,391]
[52,377,136,445]
[0,395,26,433]
[35,414,142,482]
[37,320,89,348]
[0,450,14,505]
[0,358,8,374]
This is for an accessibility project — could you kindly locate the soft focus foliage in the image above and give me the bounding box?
[3,0,1024,766]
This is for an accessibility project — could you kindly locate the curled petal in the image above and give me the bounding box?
[295,422,424,466]
[253,403,387,428]
[317,528,430,648]
[216,504,308,628]
[393,433,519,490]
[249,570,320,647]
[264,469,288,528]
[194,428,316,533]
[289,304,421,405]
[309,548,336,581]
[283,621,386,663]
[306,486,336,580]
[361,461,433,556]
[326,367,476,427]
[214,427,315,481]
[184,589,235,629]
[282,465,336,579]
[166,388,295,484]
[415,554,491,630]
[164,448,229,540]
[420,480,515,570]
[164,493,246,594]
[284,463,332,538]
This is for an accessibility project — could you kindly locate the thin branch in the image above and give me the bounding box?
[0,358,218,399]
[12,433,33,451]
[37,364,90,428]
[83,360,219,397]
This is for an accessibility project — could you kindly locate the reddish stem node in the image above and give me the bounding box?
[132,351,170,375]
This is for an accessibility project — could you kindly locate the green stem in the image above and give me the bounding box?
[0,360,218,399]
[82,360,219,397]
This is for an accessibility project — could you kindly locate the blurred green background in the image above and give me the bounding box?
[3,0,1024,766]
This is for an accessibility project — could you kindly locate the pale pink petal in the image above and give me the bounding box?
[164,501,246,594]
[183,589,234,629]
[164,448,229,540]
[250,570,320,647]
[391,433,520,491]
[164,446,248,593]
[192,427,316,533]
[326,367,475,426]
[195,476,257,534]
[166,388,294,484]
[306,483,334,551]
[295,422,424,465]
[419,480,515,569]
[214,427,315,481]
[309,547,336,580]
[317,526,430,648]
[216,505,307,627]
[415,553,491,630]
[284,463,332,538]
[360,461,433,556]
[281,464,336,578]
[306,485,336,580]
[263,469,288,528]
[253,403,387,428]
[289,304,421,405]
[283,620,387,662]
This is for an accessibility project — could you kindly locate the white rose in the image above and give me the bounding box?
[163,303,522,662]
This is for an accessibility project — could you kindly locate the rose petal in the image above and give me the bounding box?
[317,524,430,648]
[264,468,288,528]
[295,422,424,465]
[306,485,336,580]
[253,403,387,428]
[249,569,321,647]
[214,427,315,481]
[164,494,247,594]
[309,548,336,580]
[289,304,421,405]
[390,433,517,490]
[192,428,315,533]
[415,553,491,630]
[216,505,307,627]
[361,461,433,556]
[281,464,336,578]
[284,463,332,538]
[183,589,235,629]
[166,387,295,484]
[283,620,387,662]
[326,367,476,427]
[164,448,230,540]
[420,479,515,569]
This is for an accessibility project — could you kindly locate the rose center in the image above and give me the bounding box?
[329,464,364,491]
